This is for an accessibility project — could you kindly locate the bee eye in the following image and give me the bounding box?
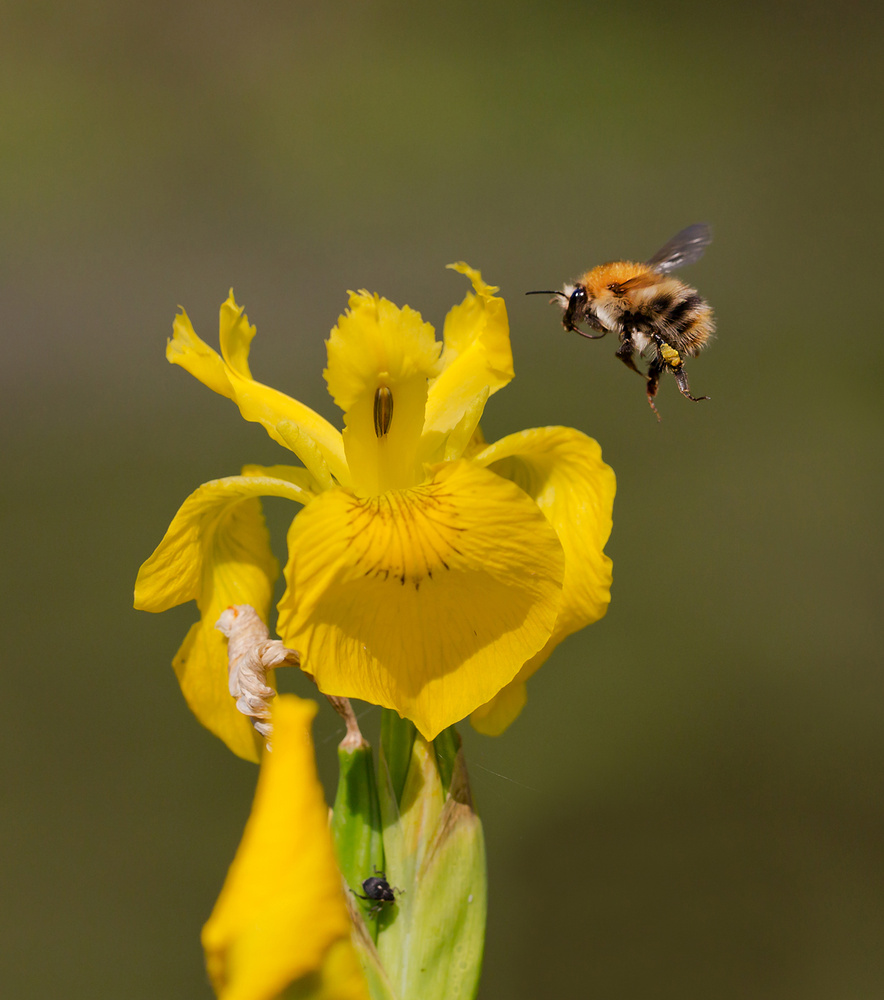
[570,287,587,308]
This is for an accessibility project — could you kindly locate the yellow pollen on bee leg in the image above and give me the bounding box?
[373,386,394,438]
[660,343,682,367]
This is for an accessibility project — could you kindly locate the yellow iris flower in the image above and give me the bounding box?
[202,695,370,1000]
[135,265,614,760]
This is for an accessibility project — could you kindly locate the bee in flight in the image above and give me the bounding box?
[528,223,715,419]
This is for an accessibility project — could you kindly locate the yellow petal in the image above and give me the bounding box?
[167,307,235,398]
[420,264,514,464]
[167,294,350,486]
[135,472,313,613]
[478,426,615,634]
[135,471,313,761]
[203,696,370,1000]
[469,677,529,736]
[276,460,564,740]
[219,288,257,378]
[324,291,442,496]
[241,463,322,494]
[172,614,267,763]
[471,426,615,734]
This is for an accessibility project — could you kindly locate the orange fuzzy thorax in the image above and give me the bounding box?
[579,260,649,295]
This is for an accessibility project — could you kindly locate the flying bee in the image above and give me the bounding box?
[528,223,715,419]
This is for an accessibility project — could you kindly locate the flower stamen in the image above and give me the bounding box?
[373,385,394,439]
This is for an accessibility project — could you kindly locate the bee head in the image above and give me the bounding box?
[527,283,604,339]
[561,284,588,328]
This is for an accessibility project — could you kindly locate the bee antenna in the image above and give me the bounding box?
[526,289,566,299]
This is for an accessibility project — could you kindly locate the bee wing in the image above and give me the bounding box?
[616,272,659,292]
[645,223,712,274]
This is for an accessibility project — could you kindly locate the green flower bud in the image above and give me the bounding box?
[377,715,487,1000]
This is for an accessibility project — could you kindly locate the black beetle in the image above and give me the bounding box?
[351,867,402,916]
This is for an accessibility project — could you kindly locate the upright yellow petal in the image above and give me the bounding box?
[324,291,442,496]
[167,294,350,486]
[203,696,370,1000]
[218,289,257,378]
[471,427,615,734]
[420,264,513,464]
[167,308,234,399]
[277,460,564,740]
[135,471,314,761]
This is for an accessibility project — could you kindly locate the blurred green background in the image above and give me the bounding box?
[3,2,882,997]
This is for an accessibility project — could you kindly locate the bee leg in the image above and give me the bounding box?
[645,357,663,421]
[652,334,709,404]
[565,313,607,340]
[615,337,644,377]
[672,366,710,403]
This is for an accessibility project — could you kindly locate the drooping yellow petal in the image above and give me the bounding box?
[420,264,513,465]
[167,295,350,486]
[135,470,314,761]
[202,696,370,1000]
[324,291,442,496]
[469,646,547,737]
[478,426,615,635]
[276,460,565,740]
[470,426,615,734]
[135,471,315,613]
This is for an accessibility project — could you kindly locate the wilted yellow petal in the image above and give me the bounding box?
[203,696,370,1000]
[134,471,313,761]
[277,460,564,740]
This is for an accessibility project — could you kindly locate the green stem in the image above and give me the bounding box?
[432,726,459,791]
[380,709,416,805]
